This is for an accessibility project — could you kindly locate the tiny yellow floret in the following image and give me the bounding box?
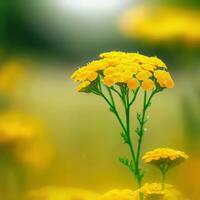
[142,79,154,91]
[136,70,152,81]
[127,78,140,90]
[154,70,174,88]
[77,81,91,92]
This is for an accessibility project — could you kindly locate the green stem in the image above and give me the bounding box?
[135,90,157,187]
[125,95,136,165]
[99,82,158,197]
[129,87,140,106]
[101,92,126,133]
[107,87,115,107]
[161,171,166,190]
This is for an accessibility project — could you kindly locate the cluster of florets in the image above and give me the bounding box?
[71,51,174,93]
[139,183,164,200]
[142,148,189,168]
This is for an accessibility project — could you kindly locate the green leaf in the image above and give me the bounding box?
[121,132,128,143]
[137,113,141,122]
[136,127,141,136]
[119,157,129,167]
[109,107,114,112]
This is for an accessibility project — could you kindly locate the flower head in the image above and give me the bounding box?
[71,51,174,93]
[142,79,154,91]
[154,70,174,88]
[138,183,186,200]
[139,183,164,200]
[142,148,188,168]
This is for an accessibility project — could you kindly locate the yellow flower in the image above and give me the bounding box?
[99,189,138,200]
[77,81,91,92]
[138,183,186,200]
[154,70,174,88]
[87,71,98,81]
[149,57,167,69]
[87,60,109,71]
[71,51,174,92]
[141,79,154,91]
[15,141,52,170]
[127,78,140,90]
[28,187,100,200]
[136,70,152,81]
[0,112,37,144]
[139,183,164,200]
[141,63,155,72]
[100,51,128,59]
[102,76,114,87]
[142,148,188,167]
[119,5,200,45]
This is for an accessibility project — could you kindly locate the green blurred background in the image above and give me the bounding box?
[0,0,199,200]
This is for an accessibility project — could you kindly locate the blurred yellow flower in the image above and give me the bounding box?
[0,59,24,95]
[119,5,200,45]
[15,140,53,170]
[142,148,188,167]
[0,112,37,144]
[0,111,53,169]
[139,183,164,200]
[28,187,100,200]
[137,183,187,200]
[99,189,138,200]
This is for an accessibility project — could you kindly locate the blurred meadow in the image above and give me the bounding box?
[0,0,200,200]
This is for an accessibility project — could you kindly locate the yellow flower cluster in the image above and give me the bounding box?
[119,5,200,45]
[29,186,187,200]
[28,187,100,200]
[138,183,186,200]
[0,111,52,169]
[142,148,188,167]
[0,112,36,144]
[71,51,174,92]
[139,183,164,200]
[99,189,138,200]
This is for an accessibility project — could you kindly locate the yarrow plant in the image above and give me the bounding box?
[70,51,188,199]
[143,148,188,190]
